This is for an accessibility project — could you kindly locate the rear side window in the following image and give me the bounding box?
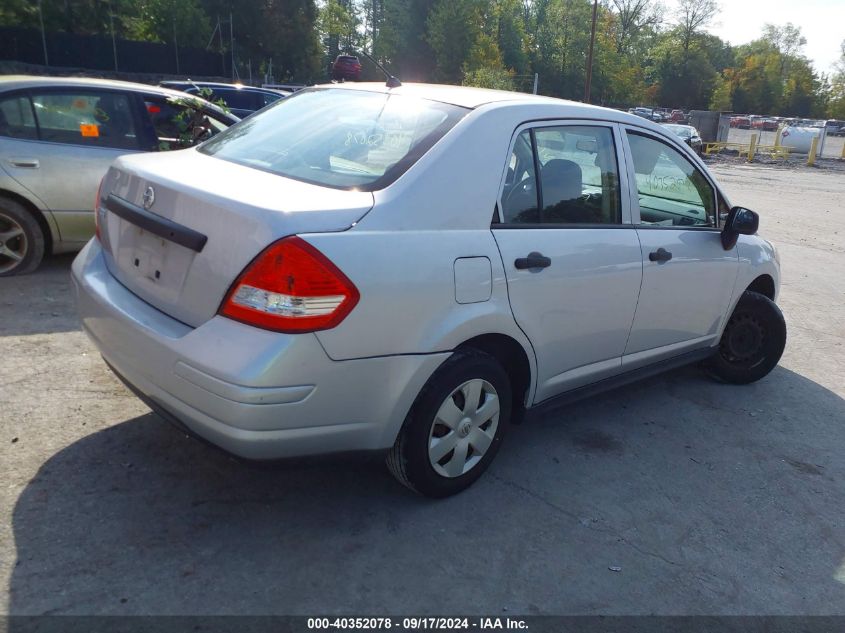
[31,91,140,150]
[0,95,37,140]
[261,91,283,107]
[211,88,260,111]
[500,125,621,225]
[534,126,620,224]
[200,88,467,191]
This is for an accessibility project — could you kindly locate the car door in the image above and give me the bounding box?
[492,122,643,403]
[621,128,739,368]
[3,89,144,245]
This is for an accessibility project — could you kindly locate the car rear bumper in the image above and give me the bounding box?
[71,240,448,460]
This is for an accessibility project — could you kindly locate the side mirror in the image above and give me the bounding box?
[721,206,759,250]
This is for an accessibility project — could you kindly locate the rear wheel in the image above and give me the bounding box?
[0,199,44,276]
[704,291,786,384]
[386,349,511,497]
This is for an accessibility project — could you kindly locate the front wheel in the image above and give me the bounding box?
[386,349,511,497]
[704,290,786,384]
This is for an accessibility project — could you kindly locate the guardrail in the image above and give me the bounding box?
[704,142,792,160]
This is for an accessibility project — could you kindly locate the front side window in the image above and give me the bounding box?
[31,91,140,150]
[144,98,228,151]
[200,88,467,190]
[0,95,37,140]
[627,131,715,227]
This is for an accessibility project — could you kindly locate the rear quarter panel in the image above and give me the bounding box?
[306,103,539,392]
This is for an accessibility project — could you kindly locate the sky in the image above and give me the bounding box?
[667,0,844,75]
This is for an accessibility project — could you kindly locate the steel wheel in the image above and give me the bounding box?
[720,312,766,366]
[428,378,500,478]
[0,211,28,275]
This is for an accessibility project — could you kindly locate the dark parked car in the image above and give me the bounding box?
[663,123,703,155]
[159,81,288,118]
[331,55,363,82]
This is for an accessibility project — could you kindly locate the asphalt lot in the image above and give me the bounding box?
[1,161,844,616]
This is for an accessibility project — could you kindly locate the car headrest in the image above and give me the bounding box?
[541,159,582,205]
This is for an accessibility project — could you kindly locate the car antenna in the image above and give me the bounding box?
[359,51,402,89]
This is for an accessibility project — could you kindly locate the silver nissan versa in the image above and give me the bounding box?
[72,83,785,496]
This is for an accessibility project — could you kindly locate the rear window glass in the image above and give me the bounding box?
[0,95,37,140]
[31,91,140,149]
[199,88,467,190]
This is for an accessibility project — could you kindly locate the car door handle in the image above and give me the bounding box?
[649,248,673,263]
[8,158,39,168]
[514,252,552,270]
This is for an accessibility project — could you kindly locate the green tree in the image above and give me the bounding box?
[426,0,482,83]
[829,41,845,118]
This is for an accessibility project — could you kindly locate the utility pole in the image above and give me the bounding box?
[229,12,235,82]
[37,0,48,66]
[173,16,180,74]
[584,0,598,103]
[108,0,118,71]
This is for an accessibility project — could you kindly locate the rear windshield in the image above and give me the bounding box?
[198,88,467,190]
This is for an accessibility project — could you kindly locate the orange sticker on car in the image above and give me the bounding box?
[80,124,100,137]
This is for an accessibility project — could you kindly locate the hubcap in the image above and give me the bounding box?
[428,379,500,478]
[721,312,765,363]
[0,212,27,274]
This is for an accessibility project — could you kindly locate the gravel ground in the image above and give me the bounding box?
[1,162,844,616]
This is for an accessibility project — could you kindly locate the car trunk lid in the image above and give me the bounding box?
[98,149,373,328]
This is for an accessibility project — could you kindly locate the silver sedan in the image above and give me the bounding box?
[0,75,237,275]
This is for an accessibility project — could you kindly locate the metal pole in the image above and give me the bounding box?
[229,13,235,81]
[807,135,818,166]
[218,16,225,76]
[37,0,49,66]
[532,73,538,95]
[173,17,180,74]
[584,0,598,103]
[108,0,118,71]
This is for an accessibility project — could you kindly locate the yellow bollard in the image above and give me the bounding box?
[841,138,845,160]
[774,125,782,147]
[808,136,818,167]
[748,133,757,162]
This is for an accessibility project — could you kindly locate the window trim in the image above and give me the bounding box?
[494,119,632,228]
[621,126,722,230]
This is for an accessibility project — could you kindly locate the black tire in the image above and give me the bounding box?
[386,349,512,497]
[0,199,45,276]
[704,290,786,384]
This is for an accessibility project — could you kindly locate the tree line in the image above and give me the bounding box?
[2,0,844,118]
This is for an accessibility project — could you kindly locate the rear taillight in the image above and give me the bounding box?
[94,177,105,241]
[219,236,359,333]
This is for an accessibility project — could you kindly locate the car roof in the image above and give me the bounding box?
[1,74,192,98]
[0,75,238,120]
[313,82,654,126]
[160,80,279,93]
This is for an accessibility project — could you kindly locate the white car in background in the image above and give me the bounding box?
[73,83,785,496]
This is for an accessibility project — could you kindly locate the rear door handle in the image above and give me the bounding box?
[9,158,39,168]
[649,247,672,263]
[514,252,552,270]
